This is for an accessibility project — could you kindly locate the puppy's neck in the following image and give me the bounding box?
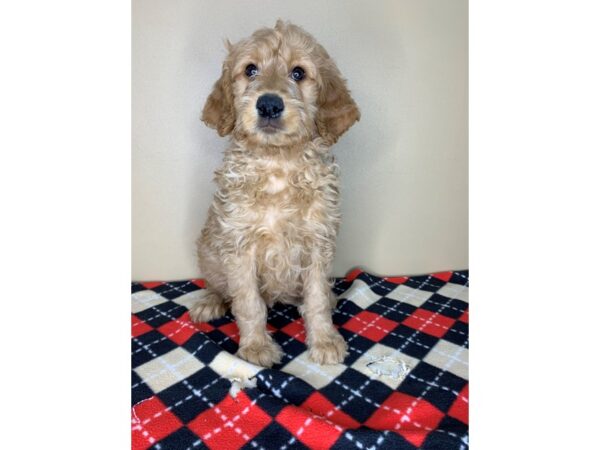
[231,135,329,160]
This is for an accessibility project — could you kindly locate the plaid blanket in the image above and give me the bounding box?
[132,269,469,450]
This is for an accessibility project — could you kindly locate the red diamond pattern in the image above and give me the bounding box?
[276,405,342,449]
[342,311,398,342]
[132,396,183,450]
[191,279,206,288]
[187,391,271,450]
[385,276,409,284]
[365,392,444,447]
[158,314,202,345]
[402,308,456,338]
[345,268,363,281]
[141,282,164,289]
[301,392,360,429]
[432,271,453,282]
[281,318,307,343]
[132,314,153,338]
[218,322,240,344]
[448,385,469,424]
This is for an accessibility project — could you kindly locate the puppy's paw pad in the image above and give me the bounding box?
[308,332,348,365]
[236,339,283,368]
[188,294,228,323]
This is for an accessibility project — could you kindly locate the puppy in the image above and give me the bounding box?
[190,20,360,367]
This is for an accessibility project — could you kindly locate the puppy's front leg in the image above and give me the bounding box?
[302,259,348,365]
[229,252,283,368]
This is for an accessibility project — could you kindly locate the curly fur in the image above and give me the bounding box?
[190,20,360,367]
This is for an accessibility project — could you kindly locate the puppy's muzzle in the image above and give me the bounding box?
[256,94,284,119]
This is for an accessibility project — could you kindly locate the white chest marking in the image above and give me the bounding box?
[265,174,287,194]
[264,206,281,229]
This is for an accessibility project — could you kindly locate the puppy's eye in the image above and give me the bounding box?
[245,64,258,78]
[291,66,305,82]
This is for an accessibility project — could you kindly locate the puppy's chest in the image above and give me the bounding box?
[251,165,312,225]
[220,158,332,231]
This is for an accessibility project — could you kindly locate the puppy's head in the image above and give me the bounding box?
[202,20,360,147]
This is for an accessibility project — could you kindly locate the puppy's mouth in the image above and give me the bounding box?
[257,118,284,134]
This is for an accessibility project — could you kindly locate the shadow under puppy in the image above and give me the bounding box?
[190,20,360,367]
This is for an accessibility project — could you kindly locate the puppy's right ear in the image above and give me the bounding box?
[201,60,235,137]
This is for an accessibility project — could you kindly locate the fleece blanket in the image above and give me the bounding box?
[132,269,469,450]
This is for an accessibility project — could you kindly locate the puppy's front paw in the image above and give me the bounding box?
[308,331,348,365]
[236,338,283,368]
[189,292,228,323]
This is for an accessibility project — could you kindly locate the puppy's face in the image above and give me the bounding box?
[228,28,319,147]
[202,21,360,147]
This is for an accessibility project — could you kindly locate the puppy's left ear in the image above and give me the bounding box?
[202,59,235,137]
[316,64,360,145]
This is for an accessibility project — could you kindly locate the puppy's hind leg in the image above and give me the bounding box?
[189,288,229,323]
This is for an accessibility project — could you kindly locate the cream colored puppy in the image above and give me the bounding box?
[190,20,360,367]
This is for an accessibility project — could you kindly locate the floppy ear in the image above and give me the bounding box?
[201,63,235,137]
[316,64,360,145]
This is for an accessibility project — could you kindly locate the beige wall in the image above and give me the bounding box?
[132,0,468,281]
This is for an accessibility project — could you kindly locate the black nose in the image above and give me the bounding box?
[256,94,284,119]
